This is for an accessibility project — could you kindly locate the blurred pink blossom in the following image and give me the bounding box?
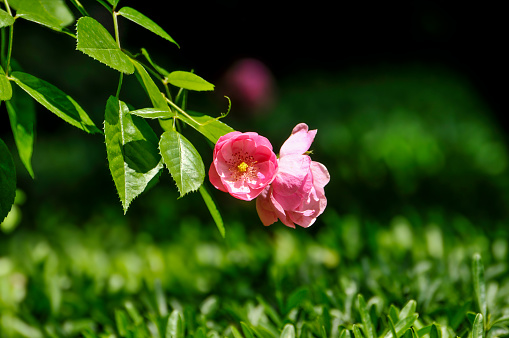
[209,131,278,201]
[256,123,330,228]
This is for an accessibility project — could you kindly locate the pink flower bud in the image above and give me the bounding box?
[256,123,330,228]
[209,131,279,201]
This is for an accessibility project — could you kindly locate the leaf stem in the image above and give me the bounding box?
[3,0,13,75]
[113,11,120,48]
[116,72,123,98]
[68,0,89,17]
[164,97,201,126]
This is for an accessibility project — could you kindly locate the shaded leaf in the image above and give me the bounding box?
[199,184,225,238]
[473,254,487,318]
[0,8,15,28]
[6,83,35,178]
[0,138,16,223]
[114,309,129,336]
[11,71,100,134]
[159,130,205,197]
[117,7,179,47]
[0,65,12,100]
[429,324,441,338]
[8,0,73,30]
[286,287,309,314]
[104,96,163,213]
[76,17,134,74]
[166,71,214,91]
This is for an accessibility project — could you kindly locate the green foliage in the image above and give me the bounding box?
[166,71,215,91]
[8,0,73,31]
[117,7,179,47]
[76,16,134,74]
[0,65,12,100]
[0,8,14,27]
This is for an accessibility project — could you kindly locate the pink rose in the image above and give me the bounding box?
[209,131,278,201]
[256,123,330,228]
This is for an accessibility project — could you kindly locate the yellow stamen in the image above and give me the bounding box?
[237,161,249,172]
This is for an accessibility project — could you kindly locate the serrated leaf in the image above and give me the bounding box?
[11,71,100,134]
[131,59,168,109]
[0,138,16,223]
[473,314,485,338]
[199,184,225,237]
[473,254,487,318]
[280,324,296,338]
[358,295,376,338]
[76,17,134,74]
[159,130,204,197]
[117,7,179,47]
[0,8,15,28]
[0,65,12,100]
[166,71,214,91]
[166,309,184,338]
[6,83,36,178]
[8,0,73,30]
[104,96,163,213]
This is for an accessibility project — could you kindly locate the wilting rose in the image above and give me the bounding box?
[209,131,278,201]
[256,123,330,228]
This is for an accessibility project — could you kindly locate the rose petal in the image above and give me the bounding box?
[208,163,227,192]
[280,123,317,157]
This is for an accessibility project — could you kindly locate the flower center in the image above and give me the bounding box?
[237,161,249,172]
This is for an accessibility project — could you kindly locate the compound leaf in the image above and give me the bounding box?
[76,16,134,74]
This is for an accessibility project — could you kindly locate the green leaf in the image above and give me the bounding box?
[357,294,376,338]
[429,324,441,338]
[8,0,73,30]
[241,322,255,338]
[340,329,352,338]
[0,8,14,28]
[166,309,184,338]
[398,300,416,320]
[159,130,205,197]
[231,325,244,338]
[353,324,364,338]
[384,314,419,338]
[6,83,36,178]
[141,48,170,77]
[0,65,12,101]
[472,314,485,338]
[199,184,225,238]
[131,59,168,109]
[280,324,296,338]
[0,138,16,223]
[114,309,130,336]
[286,287,309,314]
[105,0,120,7]
[117,7,179,47]
[387,316,398,338]
[104,96,163,213]
[11,72,100,134]
[166,71,214,91]
[472,253,487,318]
[76,17,134,74]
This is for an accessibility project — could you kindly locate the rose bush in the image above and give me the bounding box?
[209,131,278,201]
[256,123,330,228]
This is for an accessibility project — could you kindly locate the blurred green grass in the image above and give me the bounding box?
[2,63,509,337]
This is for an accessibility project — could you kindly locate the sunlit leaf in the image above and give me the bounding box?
[8,0,73,30]
[114,309,129,336]
[0,138,16,223]
[472,313,484,338]
[358,294,376,338]
[0,65,12,101]
[159,130,205,197]
[11,71,100,134]
[199,184,225,237]
[6,83,35,178]
[117,7,179,47]
[0,8,15,28]
[76,17,134,74]
[166,309,185,338]
[280,324,295,338]
[104,96,163,213]
[399,300,416,320]
[166,71,214,91]
[472,254,487,318]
